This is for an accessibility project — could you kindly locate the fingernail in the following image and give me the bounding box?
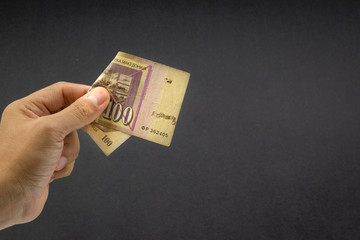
[56,156,68,171]
[86,87,107,106]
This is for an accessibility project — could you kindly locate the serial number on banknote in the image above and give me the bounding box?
[141,126,168,138]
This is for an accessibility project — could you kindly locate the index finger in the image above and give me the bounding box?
[23,82,90,116]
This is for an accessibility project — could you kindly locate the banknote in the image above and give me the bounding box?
[84,52,190,155]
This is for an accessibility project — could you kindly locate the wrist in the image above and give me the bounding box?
[0,163,26,230]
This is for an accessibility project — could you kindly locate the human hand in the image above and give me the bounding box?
[0,82,109,230]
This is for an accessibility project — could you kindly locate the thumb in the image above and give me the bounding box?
[46,87,110,136]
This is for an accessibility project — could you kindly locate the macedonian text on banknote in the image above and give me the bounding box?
[84,52,190,156]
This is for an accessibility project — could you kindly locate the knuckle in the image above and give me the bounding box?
[2,103,15,117]
[48,82,68,94]
[53,81,67,87]
[1,100,21,120]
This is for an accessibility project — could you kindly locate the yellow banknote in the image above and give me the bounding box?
[85,51,190,155]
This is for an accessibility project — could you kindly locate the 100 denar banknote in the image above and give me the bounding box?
[84,52,190,155]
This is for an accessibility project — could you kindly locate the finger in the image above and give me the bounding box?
[51,161,75,181]
[55,131,80,171]
[22,82,90,116]
[43,87,110,137]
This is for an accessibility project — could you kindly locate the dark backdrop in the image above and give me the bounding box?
[1,0,360,239]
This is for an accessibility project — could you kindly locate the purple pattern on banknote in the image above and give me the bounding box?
[99,63,153,131]
[127,65,152,130]
[107,62,143,108]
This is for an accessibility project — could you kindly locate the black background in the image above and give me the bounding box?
[1,0,360,239]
